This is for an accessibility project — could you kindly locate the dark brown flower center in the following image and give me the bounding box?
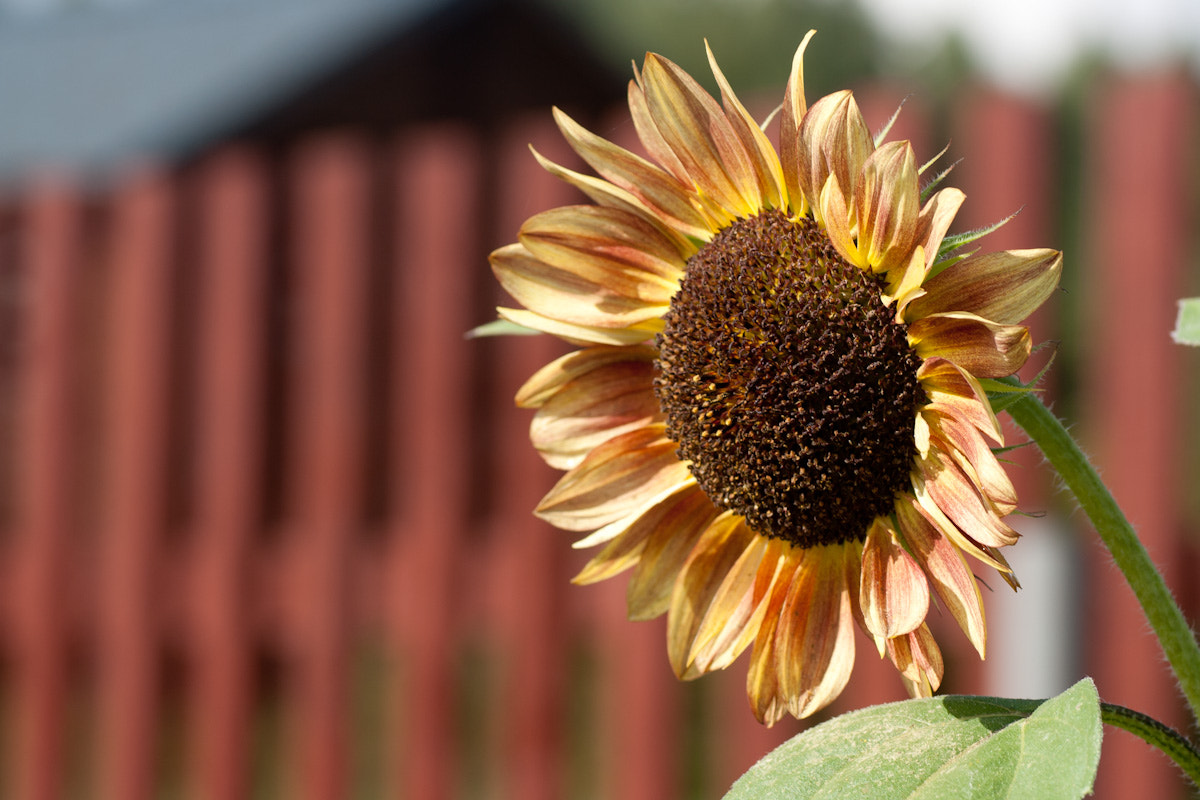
[654,210,925,548]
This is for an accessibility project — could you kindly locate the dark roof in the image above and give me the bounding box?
[0,0,621,182]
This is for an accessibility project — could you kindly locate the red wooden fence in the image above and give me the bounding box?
[0,73,1197,799]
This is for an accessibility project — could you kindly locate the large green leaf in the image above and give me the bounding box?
[723,678,1101,800]
[1172,298,1200,346]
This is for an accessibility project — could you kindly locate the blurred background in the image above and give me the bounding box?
[0,0,1197,797]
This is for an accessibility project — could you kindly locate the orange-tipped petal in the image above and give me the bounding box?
[859,517,930,641]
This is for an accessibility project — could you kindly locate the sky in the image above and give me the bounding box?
[3,0,1199,95]
[858,0,1200,94]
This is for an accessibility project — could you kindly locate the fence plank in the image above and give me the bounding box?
[11,181,81,800]
[1083,72,1195,800]
[186,148,269,800]
[483,114,580,800]
[282,135,371,800]
[96,169,175,800]
[387,124,481,800]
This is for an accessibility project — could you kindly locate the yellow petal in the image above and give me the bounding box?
[550,108,712,241]
[705,40,787,211]
[779,30,817,217]
[895,494,987,657]
[916,449,1020,549]
[913,186,965,271]
[925,408,1018,514]
[909,311,1032,378]
[640,52,760,217]
[519,205,684,286]
[776,543,857,719]
[911,469,1014,574]
[886,623,943,697]
[746,554,796,726]
[628,74,692,186]
[905,248,1063,325]
[492,242,671,330]
[535,424,691,531]
[917,357,1003,444]
[664,512,758,670]
[859,517,930,641]
[516,345,655,408]
[572,481,698,582]
[685,535,786,676]
[797,90,873,222]
[856,140,921,274]
[530,356,661,470]
[497,307,661,346]
[816,172,858,264]
[530,146,701,255]
[626,491,725,619]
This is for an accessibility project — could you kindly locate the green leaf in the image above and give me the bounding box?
[1172,298,1200,346]
[723,678,1101,800]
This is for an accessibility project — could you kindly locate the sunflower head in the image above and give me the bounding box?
[491,32,1062,724]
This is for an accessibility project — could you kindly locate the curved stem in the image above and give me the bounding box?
[1101,702,1200,785]
[1005,393,1200,725]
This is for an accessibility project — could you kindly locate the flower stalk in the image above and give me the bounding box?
[1100,702,1200,785]
[1006,392,1200,726]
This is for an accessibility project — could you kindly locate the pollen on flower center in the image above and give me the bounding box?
[654,210,926,548]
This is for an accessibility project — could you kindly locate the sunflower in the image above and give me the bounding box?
[490,32,1062,725]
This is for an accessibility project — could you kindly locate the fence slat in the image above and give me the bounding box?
[388,124,480,800]
[284,136,371,800]
[97,169,175,800]
[186,148,269,800]
[1084,72,1195,800]
[11,181,80,800]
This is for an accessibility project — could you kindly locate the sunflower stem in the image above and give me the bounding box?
[1006,393,1200,729]
[1100,702,1200,785]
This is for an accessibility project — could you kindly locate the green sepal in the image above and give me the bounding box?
[936,211,1017,261]
[919,154,959,201]
[465,319,542,339]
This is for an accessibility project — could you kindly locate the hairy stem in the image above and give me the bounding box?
[1005,393,1200,725]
